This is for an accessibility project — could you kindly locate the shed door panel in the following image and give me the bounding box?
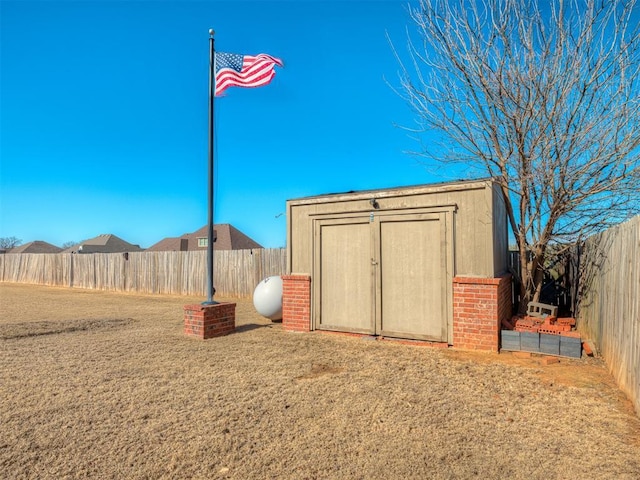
[378,215,447,341]
[318,222,374,334]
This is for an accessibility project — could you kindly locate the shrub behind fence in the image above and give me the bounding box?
[0,249,287,298]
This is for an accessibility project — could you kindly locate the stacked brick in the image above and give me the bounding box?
[512,315,577,335]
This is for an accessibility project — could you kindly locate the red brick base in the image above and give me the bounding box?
[282,275,311,332]
[280,273,512,351]
[184,302,236,339]
[452,275,512,351]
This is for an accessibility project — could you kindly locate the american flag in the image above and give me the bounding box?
[215,52,283,96]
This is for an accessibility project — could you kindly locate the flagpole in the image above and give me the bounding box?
[204,28,217,305]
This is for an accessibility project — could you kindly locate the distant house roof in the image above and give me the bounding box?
[6,241,62,254]
[146,224,263,252]
[62,234,144,254]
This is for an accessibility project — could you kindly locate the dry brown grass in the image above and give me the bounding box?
[1,282,639,479]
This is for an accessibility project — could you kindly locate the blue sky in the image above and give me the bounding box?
[1,0,444,249]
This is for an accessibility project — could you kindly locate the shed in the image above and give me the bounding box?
[282,178,512,351]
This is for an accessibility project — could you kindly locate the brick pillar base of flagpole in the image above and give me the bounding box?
[184,302,236,339]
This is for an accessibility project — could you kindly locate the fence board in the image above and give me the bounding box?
[577,216,640,416]
[0,249,286,299]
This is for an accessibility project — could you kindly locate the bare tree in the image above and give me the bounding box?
[0,237,22,249]
[393,0,640,312]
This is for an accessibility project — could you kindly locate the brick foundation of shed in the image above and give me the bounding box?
[282,274,311,332]
[282,273,512,351]
[184,302,236,339]
[452,274,512,351]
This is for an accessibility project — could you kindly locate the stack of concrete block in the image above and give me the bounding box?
[500,302,583,358]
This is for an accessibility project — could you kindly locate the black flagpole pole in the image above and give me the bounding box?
[204,28,216,305]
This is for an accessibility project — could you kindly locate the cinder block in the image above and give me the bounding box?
[560,330,581,338]
[501,330,521,351]
[527,301,558,318]
[540,333,560,356]
[560,336,582,358]
[520,332,540,353]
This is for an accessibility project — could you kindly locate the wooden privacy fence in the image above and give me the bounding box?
[0,249,287,298]
[576,216,640,415]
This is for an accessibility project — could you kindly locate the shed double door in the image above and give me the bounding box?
[313,211,451,343]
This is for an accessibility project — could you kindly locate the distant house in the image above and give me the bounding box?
[147,224,263,252]
[62,234,144,254]
[6,241,62,254]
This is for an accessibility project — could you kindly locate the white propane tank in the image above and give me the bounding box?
[253,275,283,320]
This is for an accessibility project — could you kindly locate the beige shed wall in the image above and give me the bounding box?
[287,179,507,278]
[492,182,509,275]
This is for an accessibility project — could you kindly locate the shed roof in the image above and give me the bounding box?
[287,178,496,205]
